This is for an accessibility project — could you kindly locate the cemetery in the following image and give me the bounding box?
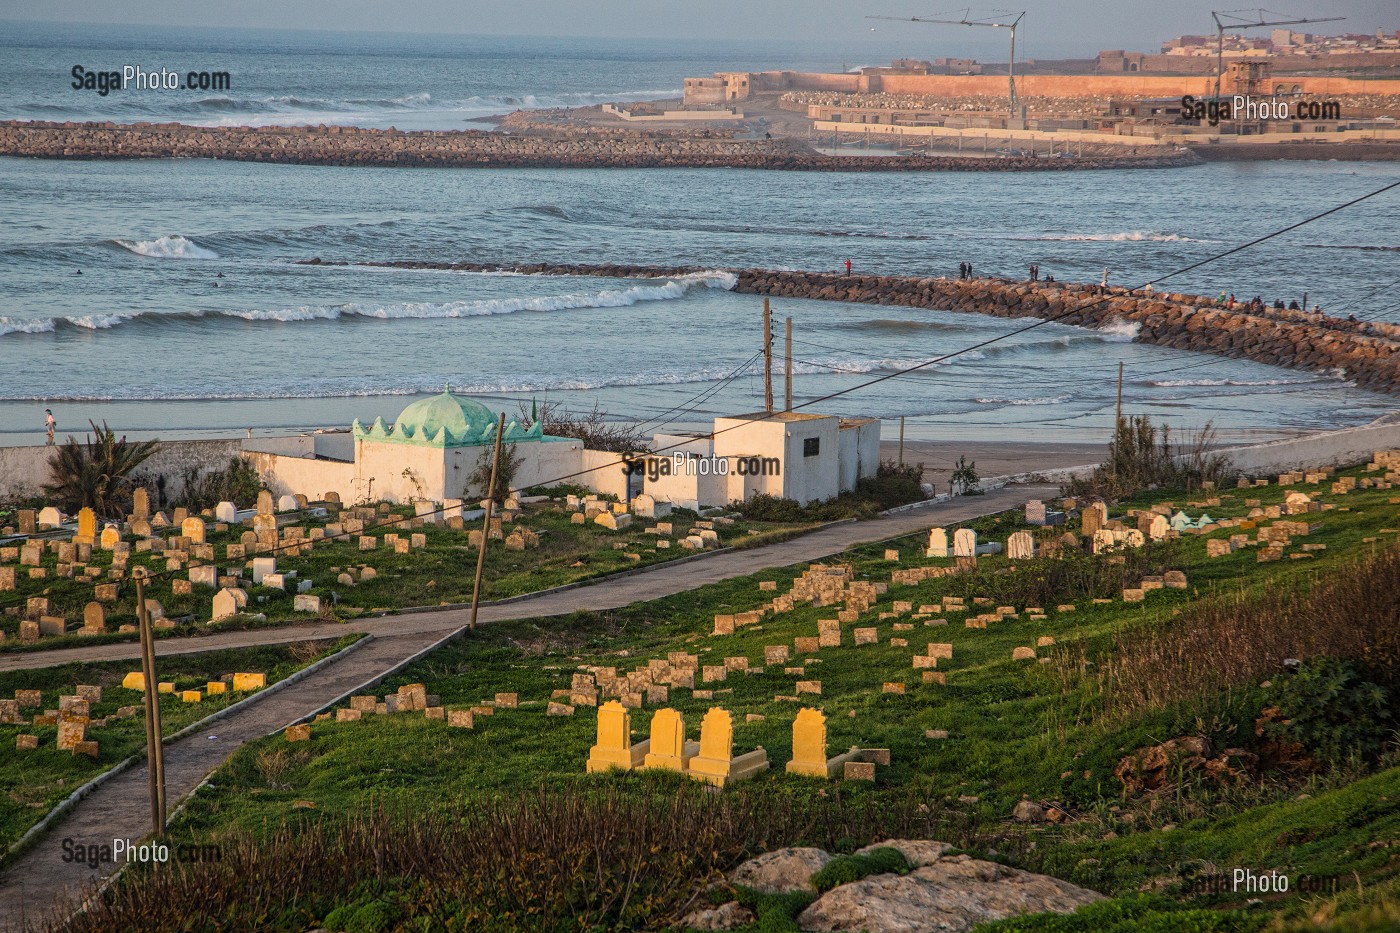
[91,452,1400,931]
[0,637,355,853]
[0,481,809,651]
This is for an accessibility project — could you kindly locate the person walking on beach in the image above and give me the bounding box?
[844,259,852,276]
[44,409,55,446]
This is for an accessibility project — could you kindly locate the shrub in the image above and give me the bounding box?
[1263,658,1394,766]
[172,456,263,512]
[951,455,982,496]
[855,460,927,510]
[810,847,910,892]
[1064,417,1234,502]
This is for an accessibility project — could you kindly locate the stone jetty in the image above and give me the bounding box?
[0,120,1196,172]
[299,259,1400,394]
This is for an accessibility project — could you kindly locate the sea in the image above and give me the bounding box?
[1,21,1397,448]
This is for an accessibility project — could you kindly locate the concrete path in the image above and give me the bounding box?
[0,484,1051,927]
[1,485,1052,674]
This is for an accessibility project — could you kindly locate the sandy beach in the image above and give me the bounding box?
[880,439,1104,488]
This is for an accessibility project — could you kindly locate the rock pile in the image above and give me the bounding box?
[300,259,1400,394]
[0,120,1197,172]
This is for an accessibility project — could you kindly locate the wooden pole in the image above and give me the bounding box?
[468,413,507,632]
[135,570,166,833]
[783,317,793,412]
[762,298,773,413]
[898,416,905,466]
[1112,361,1125,483]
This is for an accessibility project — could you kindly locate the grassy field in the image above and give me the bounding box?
[0,635,359,855]
[0,495,812,652]
[60,467,1400,931]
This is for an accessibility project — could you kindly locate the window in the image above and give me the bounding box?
[803,437,820,457]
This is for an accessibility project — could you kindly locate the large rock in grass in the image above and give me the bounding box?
[730,846,835,894]
[796,853,1104,933]
[680,901,757,930]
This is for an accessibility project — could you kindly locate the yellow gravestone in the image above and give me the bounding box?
[786,707,860,779]
[688,707,769,788]
[586,700,650,773]
[642,708,699,773]
[75,507,97,544]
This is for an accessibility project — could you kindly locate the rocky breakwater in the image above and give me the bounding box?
[739,270,1400,395]
[299,259,1399,393]
[0,121,1196,172]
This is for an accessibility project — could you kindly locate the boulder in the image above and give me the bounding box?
[730,846,835,894]
[796,854,1104,933]
[680,901,757,931]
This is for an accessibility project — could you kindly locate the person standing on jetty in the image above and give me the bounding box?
[844,259,852,276]
[44,409,55,446]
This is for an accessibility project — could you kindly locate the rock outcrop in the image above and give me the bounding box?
[729,846,836,894]
[795,853,1104,933]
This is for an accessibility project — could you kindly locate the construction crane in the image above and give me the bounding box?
[1211,8,1343,104]
[867,10,1026,120]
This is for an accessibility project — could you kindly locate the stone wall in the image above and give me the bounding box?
[0,121,1194,172]
[306,259,1399,396]
[0,438,245,501]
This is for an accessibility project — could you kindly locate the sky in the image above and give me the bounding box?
[4,0,1397,59]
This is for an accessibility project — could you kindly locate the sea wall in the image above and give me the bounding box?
[301,259,1400,396]
[0,438,244,501]
[0,121,1193,172]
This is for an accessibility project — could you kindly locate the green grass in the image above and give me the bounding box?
[77,466,1400,929]
[0,635,359,853]
[0,498,813,652]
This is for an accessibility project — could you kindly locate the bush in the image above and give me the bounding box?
[1064,417,1234,502]
[172,457,263,512]
[1263,657,1394,766]
[810,847,910,892]
[855,460,927,510]
[972,894,1267,932]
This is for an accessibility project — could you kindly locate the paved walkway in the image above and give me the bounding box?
[0,485,1051,927]
[1,485,1051,674]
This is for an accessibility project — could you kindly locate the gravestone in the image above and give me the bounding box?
[787,707,837,778]
[586,700,648,772]
[18,510,36,535]
[1148,514,1169,540]
[252,557,276,585]
[215,501,238,524]
[925,527,949,558]
[75,508,97,544]
[1025,500,1047,526]
[688,707,770,787]
[83,602,105,633]
[99,526,121,551]
[952,528,977,558]
[37,506,62,529]
[1006,531,1035,560]
[257,490,274,515]
[642,708,697,772]
[277,494,298,513]
[132,488,150,520]
[181,517,206,545]
[211,587,245,621]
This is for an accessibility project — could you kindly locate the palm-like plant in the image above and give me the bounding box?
[44,421,159,518]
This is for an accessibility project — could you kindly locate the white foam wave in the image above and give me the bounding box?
[1149,377,1319,388]
[1027,231,1207,243]
[113,235,220,260]
[0,272,737,340]
[1095,319,1141,342]
[974,394,1072,406]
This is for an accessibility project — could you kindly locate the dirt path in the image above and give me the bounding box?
[1,485,1051,675]
[0,485,1051,928]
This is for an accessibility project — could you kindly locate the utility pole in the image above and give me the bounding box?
[784,317,793,412]
[1112,361,1125,483]
[898,416,906,466]
[762,298,774,412]
[468,412,507,632]
[868,11,1025,121]
[1211,10,1342,107]
[135,569,166,834]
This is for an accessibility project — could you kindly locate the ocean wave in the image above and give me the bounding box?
[1013,231,1208,243]
[112,235,220,259]
[1095,319,1140,342]
[973,394,1072,406]
[1149,377,1320,388]
[0,271,736,340]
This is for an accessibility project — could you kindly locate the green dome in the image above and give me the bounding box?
[394,389,495,441]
